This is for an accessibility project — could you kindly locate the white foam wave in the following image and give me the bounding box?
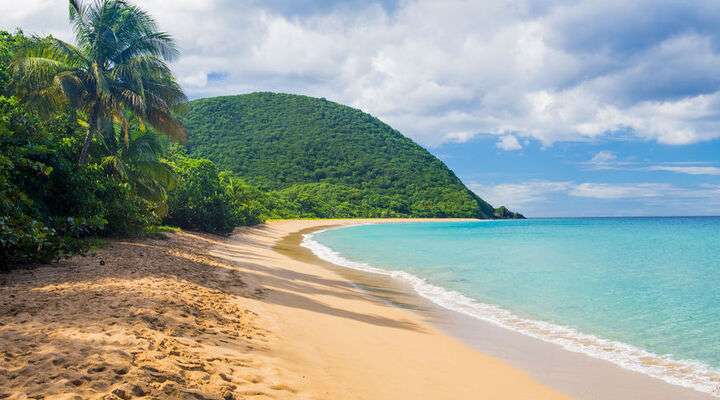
[302,230,720,397]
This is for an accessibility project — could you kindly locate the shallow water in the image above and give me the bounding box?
[304,217,720,396]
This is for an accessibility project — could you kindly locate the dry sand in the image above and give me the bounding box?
[0,219,569,399]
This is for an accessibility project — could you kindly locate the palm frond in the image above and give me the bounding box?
[115,31,179,63]
[100,153,128,179]
[116,88,146,115]
[123,131,177,203]
[54,71,87,108]
[12,40,74,84]
[141,67,188,109]
[11,40,79,112]
[47,37,89,68]
[86,0,126,62]
[68,0,83,20]
[133,160,176,189]
[68,0,92,51]
[142,97,187,142]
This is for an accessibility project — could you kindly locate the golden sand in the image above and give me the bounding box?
[0,219,569,399]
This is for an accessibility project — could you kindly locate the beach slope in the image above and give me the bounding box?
[0,219,567,399]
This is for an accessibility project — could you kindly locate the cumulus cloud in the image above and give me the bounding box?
[496,135,522,151]
[7,0,720,146]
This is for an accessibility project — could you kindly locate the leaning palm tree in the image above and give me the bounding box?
[11,0,187,164]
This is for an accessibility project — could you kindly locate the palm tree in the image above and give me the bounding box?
[11,0,187,164]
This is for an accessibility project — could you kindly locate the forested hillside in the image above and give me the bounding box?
[183,93,498,218]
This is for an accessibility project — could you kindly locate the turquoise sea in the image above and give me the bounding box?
[303,218,720,396]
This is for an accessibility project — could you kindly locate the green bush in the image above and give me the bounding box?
[0,96,105,268]
[165,153,265,235]
[219,171,267,226]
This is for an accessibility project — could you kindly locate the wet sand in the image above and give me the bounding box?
[276,219,716,400]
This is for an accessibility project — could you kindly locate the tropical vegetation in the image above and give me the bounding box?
[183,93,498,218]
[0,2,263,269]
[164,151,265,235]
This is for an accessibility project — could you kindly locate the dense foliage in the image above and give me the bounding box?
[0,2,271,269]
[0,29,176,269]
[164,152,265,235]
[183,93,497,218]
[494,206,525,219]
[0,28,268,269]
[0,92,104,267]
[266,183,404,218]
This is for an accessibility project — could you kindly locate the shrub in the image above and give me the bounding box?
[165,155,238,235]
[219,171,267,226]
[0,97,106,268]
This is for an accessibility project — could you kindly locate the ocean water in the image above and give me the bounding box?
[303,218,720,396]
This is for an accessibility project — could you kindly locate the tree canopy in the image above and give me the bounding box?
[183,92,497,218]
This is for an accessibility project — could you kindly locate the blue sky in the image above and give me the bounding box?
[5,0,720,216]
[438,137,720,217]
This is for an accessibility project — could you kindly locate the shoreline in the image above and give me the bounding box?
[282,219,716,400]
[217,219,570,399]
[1,218,713,399]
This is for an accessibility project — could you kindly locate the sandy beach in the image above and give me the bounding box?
[0,219,568,399]
[3,218,715,399]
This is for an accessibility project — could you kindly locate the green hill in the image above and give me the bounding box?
[182,92,502,218]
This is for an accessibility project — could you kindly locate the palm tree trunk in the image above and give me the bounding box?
[78,112,99,165]
[78,127,94,165]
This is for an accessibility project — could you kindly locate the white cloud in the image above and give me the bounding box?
[470,180,720,215]
[585,150,622,169]
[0,0,72,40]
[509,86,720,146]
[590,151,617,163]
[582,153,720,175]
[569,183,671,199]
[468,180,572,208]
[648,166,720,176]
[8,0,720,147]
[496,135,522,151]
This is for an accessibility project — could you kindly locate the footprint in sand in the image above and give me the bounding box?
[243,375,264,384]
[270,383,298,393]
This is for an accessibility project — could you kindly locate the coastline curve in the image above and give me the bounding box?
[301,227,720,398]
